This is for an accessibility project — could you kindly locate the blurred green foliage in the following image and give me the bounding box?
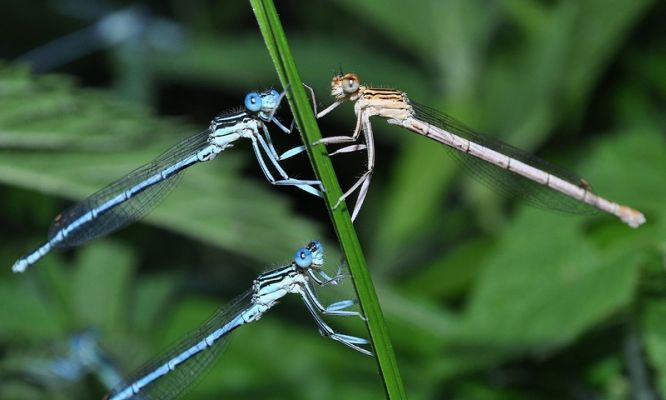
[0,0,665,399]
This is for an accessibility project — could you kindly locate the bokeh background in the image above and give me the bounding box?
[1,0,665,399]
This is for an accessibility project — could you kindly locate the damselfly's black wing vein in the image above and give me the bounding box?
[412,102,598,215]
[48,129,212,247]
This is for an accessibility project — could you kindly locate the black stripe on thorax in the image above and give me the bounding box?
[212,111,249,126]
[256,265,298,288]
[362,88,407,102]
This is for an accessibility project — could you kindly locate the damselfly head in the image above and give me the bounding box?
[244,89,280,115]
[331,73,361,100]
[259,89,281,113]
[294,240,324,269]
[244,92,262,113]
[294,246,312,269]
[307,240,324,267]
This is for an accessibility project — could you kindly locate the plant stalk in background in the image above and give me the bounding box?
[250,0,407,398]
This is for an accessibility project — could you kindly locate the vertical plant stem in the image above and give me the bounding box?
[250,1,407,398]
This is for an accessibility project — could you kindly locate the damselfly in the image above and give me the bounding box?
[13,89,322,273]
[7,330,122,392]
[105,240,371,400]
[314,73,646,227]
[57,330,123,390]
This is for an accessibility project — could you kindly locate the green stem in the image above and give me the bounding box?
[250,1,407,398]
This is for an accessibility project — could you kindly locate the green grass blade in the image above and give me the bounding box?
[249,1,407,398]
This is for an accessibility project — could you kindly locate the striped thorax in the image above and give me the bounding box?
[209,114,260,150]
[249,240,324,322]
[331,73,412,121]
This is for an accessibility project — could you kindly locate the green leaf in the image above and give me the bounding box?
[71,241,135,331]
[0,277,63,340]
[400,237,495,299]
[459,210,640,348]
[330,0,437,56]
[580,127,666,220]
[130,274,178,336]
[371,137,458,265]
[642,300,666,397]
[485,0,653,146]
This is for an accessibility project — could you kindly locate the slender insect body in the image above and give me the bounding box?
[210,130,243,148]
[356,91,411,121]
[209,117,258,146]
[317,72,645,227]
[253,265,309,307]
[12,90,324,273]
[239,303,265,324]
[106,241,371,400]
[408,117,644,226]
[195,144,220,162]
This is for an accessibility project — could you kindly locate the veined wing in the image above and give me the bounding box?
[48,128,213,247]
[108,292,252,400]
[411,102,599,215]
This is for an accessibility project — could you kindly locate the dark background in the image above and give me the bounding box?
[0,0,665,399]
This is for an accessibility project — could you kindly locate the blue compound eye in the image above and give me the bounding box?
[244,92,262,112]
[269,89,280,100]
[294,247,313,268]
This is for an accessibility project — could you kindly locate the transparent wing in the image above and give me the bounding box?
[108,291,252,400]
[47,128,212,247]
[412,102,599,215]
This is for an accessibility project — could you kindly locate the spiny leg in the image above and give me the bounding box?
[278,142,367,162]
[314,108,364,146]
[249,136,278,182]
[298,288,372,356]
[331,115,377,220]
[332,170,370,213]
[270,116,293,135]
[314,97,375,220]
[316,100,343,119]
[305,268,359,311]
[308,263,347,285]
[260,123,282,160]
[255,133,323,190]
[258,118,302,165]
[350,175,372,222]
[302,279,366,321]
[330,144,367,156]
[326,300,357,312]
[254,135,324,196]
[302,83,318,116]
[249,137,322,197]
[348,115,376,221]
[279,145,306,161]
